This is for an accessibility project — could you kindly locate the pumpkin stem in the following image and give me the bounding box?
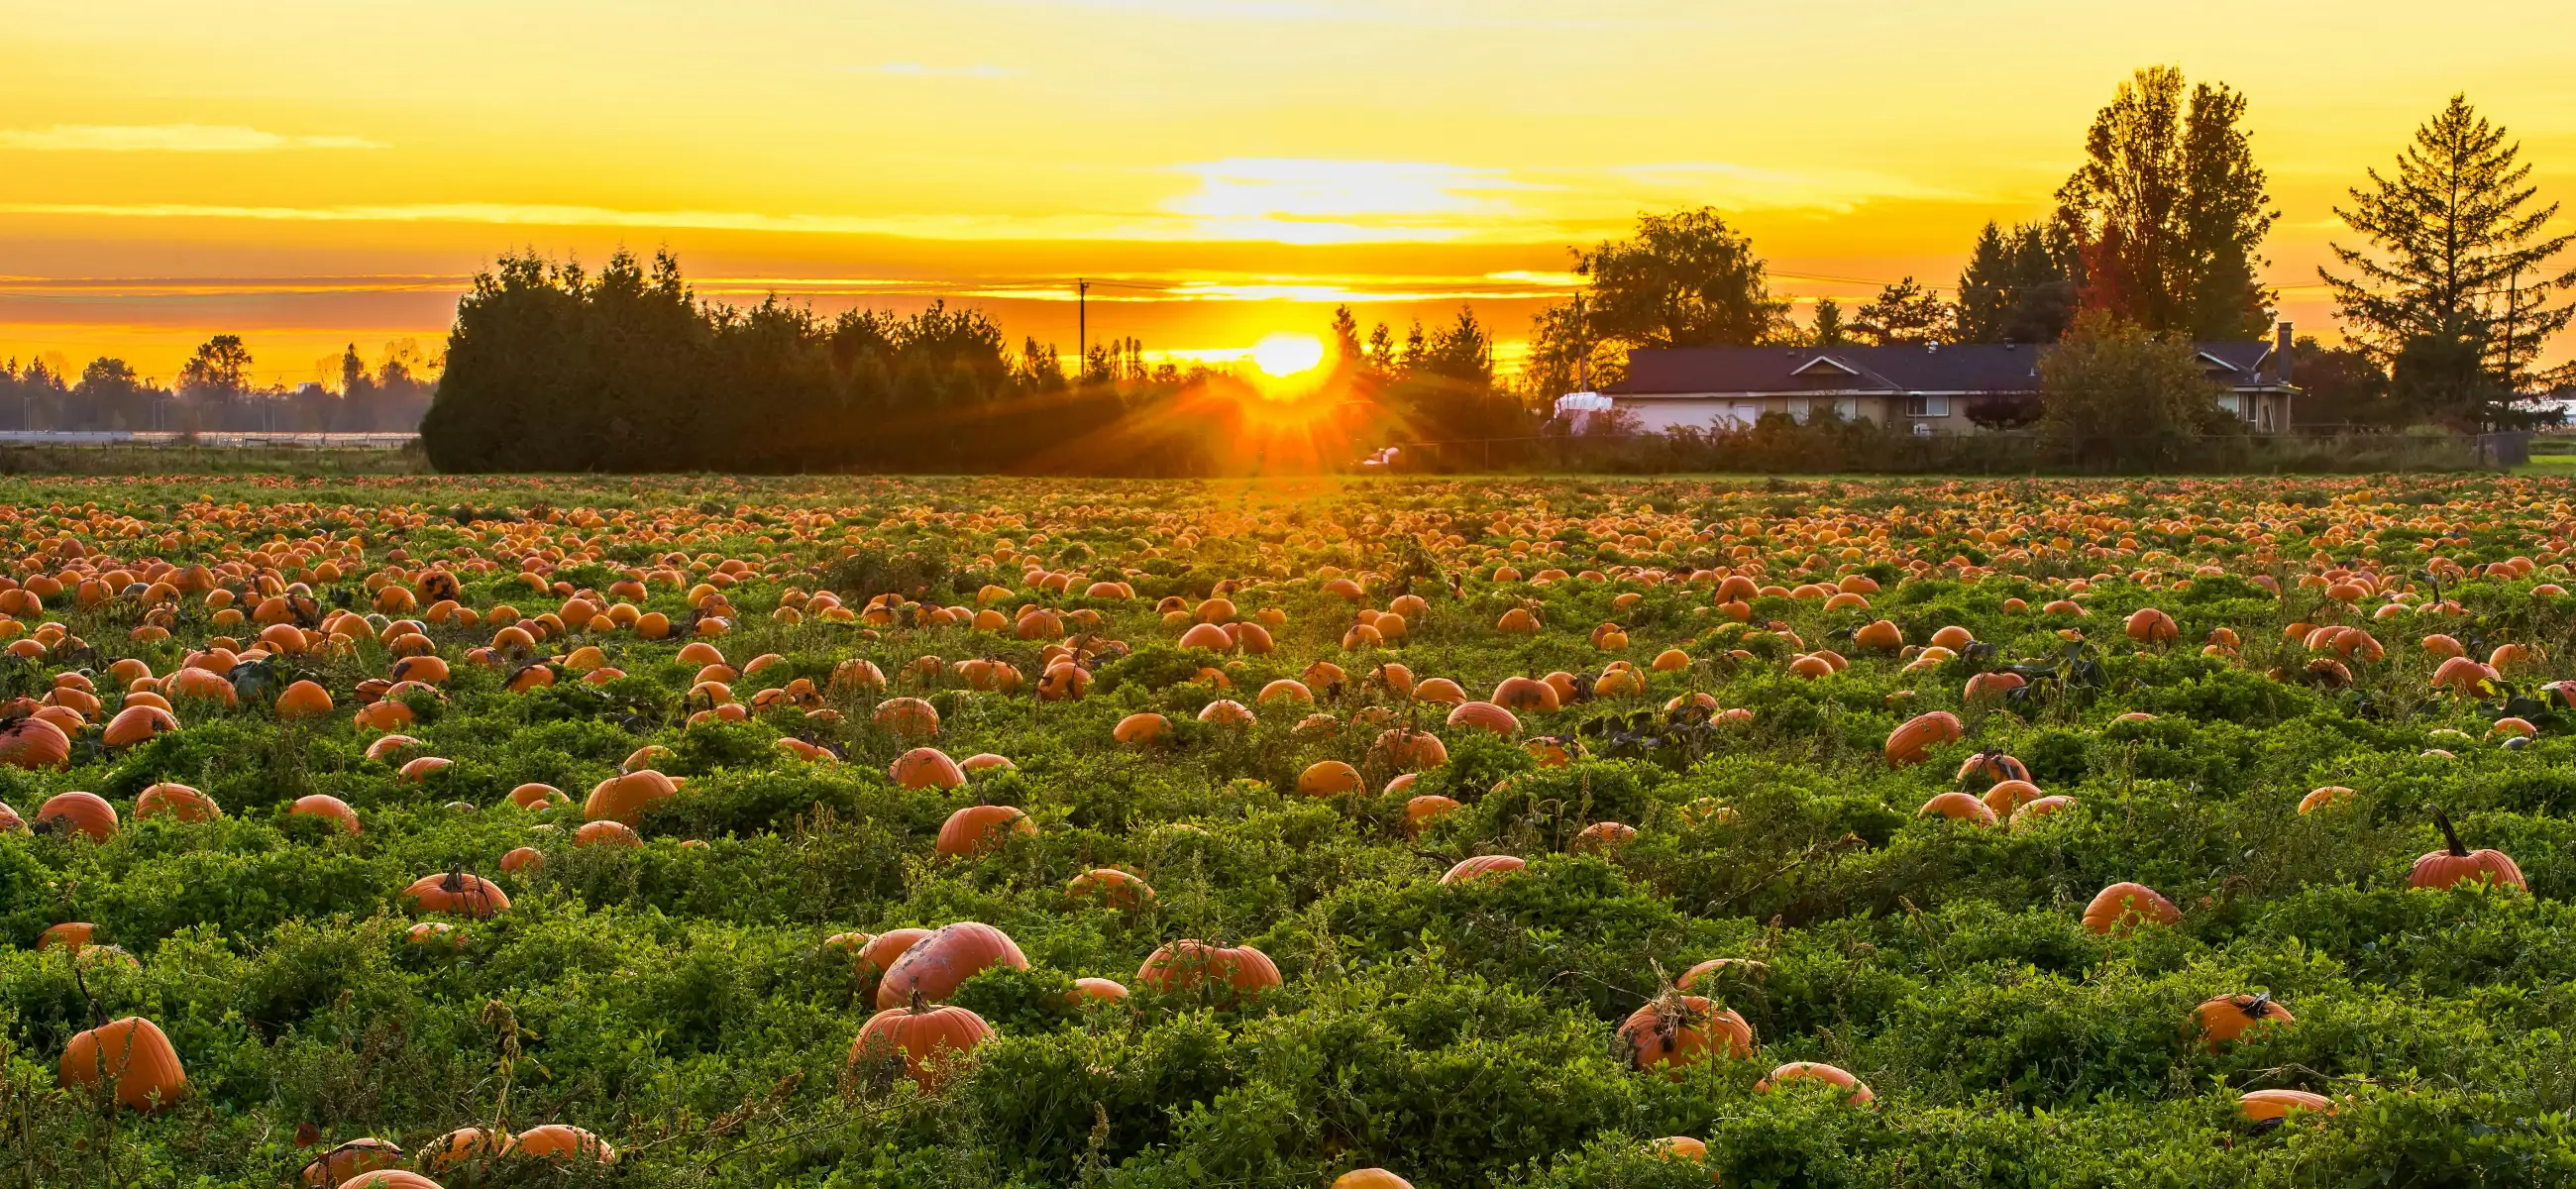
[2427,805,2469,857]
[69,957,105,1028]
[908,986,927,1014]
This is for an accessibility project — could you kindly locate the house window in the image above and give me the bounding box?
[1785,397,1812,423]
[1834,397,1862,422]
[1906,394,1952,418]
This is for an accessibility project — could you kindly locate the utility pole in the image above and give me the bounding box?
[1076,278,1090,371]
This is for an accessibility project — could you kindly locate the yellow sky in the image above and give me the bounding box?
[4,0,2572,384]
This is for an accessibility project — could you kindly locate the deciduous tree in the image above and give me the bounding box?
[2055,66,2276,340]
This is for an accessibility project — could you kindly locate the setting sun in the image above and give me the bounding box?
[1249,332,1327,378]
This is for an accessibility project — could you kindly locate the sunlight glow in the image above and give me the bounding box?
[1249,332,1326,378]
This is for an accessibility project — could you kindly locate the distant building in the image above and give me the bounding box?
[1562,325,2297,435]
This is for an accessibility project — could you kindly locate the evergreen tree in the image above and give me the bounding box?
[1808,298,1852,346]
[1956,220,2084,343]
[1328,305,1366,369]
[1853,277,1954,345]
[2320,94,2575,425]
[2055,66,2276,339]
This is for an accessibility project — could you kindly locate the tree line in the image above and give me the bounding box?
[418,247,1531,473]
[0,339,434,434]
[1523,71,2573,434]
[404,66,2572,472]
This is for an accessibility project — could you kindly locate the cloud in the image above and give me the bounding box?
[0,125,382,153]
[839,62,1020,78]
[1160,159,1536,242]
[1606,162,1976,213]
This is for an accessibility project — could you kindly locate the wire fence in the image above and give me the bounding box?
[1366,429,2522,476]
[0,431,418,450]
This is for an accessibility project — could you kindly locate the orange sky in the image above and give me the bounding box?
[4,1,2572,385]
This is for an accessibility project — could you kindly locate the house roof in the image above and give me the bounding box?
[1602,341,2281,396]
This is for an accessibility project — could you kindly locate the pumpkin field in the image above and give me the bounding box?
[5,472,2576,1188]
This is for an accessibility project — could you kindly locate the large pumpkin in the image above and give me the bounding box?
[298,1137,403,1187]
[585,770,679,825]
[1440,854,1527,885]
[1133,939,1281,1003]
[1618,993,1754,1076]
[1066,868,1155,911]
[35,791,119,842]
[0,715,71,770]
[59,1017,187,1111]
[2082,882,2180,935]
[509,1124,615,1164]
[403,870,511,919]
[1884,711,1962,766]
[134,783,221,823]
[2408,806,2525,891]
[848,999,993,1088]
[876,922,1028,1008]
[890,747,967,790]
[2239,1088,2334,1122]
[935,805,1035,857]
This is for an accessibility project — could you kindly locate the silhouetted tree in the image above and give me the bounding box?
[2056,66,2276,339]
[1957,220,2084,343]
[1853,277,1955,345]
[2321,94,2574,428]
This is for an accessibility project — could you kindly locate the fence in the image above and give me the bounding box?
[1373,428,2495,476]
[0,431,418,449]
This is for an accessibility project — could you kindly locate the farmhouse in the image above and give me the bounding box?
[1563,325,2296,435]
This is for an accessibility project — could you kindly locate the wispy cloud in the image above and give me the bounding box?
[1607,162,1975,213]
[0,124,382,153]
[1162,159,1533,242]
[838,62,1020,78]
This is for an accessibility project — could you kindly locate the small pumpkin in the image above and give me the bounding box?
[2192,992,2294,1050]
[1756,1060,1873,1105]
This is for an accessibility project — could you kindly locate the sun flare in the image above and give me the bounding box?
[1249,332,1326,378]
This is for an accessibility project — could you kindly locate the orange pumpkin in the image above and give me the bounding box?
[1756,1060,1874,1105]
[1884,711,1962,766]
[1134,939,1282,1003]
[876,921,1028,1008]
[289,794,362,833]
[1618,993,1754,1076]
[2082,882,2181,935]
[847,998,993,1088]
[59,1017,187,1111]
[2192,992,2294,1050]
[402,870,511,919]
[2408,806,2525,891]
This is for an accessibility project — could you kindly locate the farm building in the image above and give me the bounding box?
[1562,325,2296,435]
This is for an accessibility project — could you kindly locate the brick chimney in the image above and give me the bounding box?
[2274,322,2294,385]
